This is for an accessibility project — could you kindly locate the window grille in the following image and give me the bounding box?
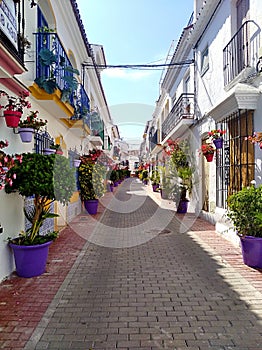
[216,109,255,208]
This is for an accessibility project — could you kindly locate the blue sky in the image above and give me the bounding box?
[77,0,193,146]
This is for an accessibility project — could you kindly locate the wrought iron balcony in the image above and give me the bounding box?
[223,20,260,86]
[34,31,78,106]
[162,93,194,140]
[71,84,90,126]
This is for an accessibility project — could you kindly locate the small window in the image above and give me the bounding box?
[201,46,209,75]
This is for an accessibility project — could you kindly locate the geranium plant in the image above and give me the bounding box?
[0,90,31,113]
[245,132,262,149]
[18,110,48,130]
[199,144,216,155]
[0,140,22,190]
[208,129,226,140]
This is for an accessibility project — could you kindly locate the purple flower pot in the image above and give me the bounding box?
[240,236,262,268]
[84,199,99,215]
[177,200,189,214]
[213,138,223,149]
[9,241,52,278]
[152,184,159,192]
[18,127,34,143]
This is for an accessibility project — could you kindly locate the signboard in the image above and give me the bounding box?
[0,0,18,49]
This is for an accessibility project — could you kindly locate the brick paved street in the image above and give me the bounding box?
[1,178,262,349]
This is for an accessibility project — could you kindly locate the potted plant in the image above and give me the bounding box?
[199,144,216,162]
[43,143,62,155]
[165,139,193,213]
[78,150,106,215]
[110,168,119,187]
[18,110,48,143]
[0,90,31,128]
[208,129,226,149]
[245,132,262,149]
[4,153,76,277]
[35,47,79,99]
[150,168,160,191]
[227,182,262,268]
[140,169,149,185]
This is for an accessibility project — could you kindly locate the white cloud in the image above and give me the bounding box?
[102,68,154,80]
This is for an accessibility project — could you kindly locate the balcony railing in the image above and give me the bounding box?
[0,0,27,66]
[162,93,194,140]
[223,20,260,86]
[34,32,76,105]
[71,84,90,126]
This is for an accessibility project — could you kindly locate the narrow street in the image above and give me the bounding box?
[20,177,262,350]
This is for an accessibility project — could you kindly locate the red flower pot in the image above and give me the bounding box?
[204,153,214,162]
[4,110,22,128]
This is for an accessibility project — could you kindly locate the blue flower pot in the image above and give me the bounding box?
[9,241,52,278]
[84,199,99,215]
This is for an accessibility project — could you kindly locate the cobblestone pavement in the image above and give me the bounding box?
[1,178,262,350]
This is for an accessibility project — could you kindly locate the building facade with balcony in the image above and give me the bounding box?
[0,0,118,281]
[146,0,262,244]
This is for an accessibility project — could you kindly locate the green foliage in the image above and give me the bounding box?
[141,169,148,181]
[35,48,79,96]
[78,162,106,200]
[109,169,119,183]
[227,185,262,237]
[168,140,193,203]
[150,169,160,185]
[5,153,75,244]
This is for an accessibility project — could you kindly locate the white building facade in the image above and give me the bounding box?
[0,0,119,281]
[146,0,262,244]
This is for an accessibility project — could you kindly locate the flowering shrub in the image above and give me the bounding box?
[80,149,103,164]
[0,90,31,113]
[78,160,106,200]
[208,129,226,140]
[0,140,22,190]
[245,132,262,149]
[199,144,216,155]
[18,110,48,130]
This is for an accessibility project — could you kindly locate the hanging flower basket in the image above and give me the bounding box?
[18,127,34,143]
[204,153,214,162]
[213,138,223,149]
[73,159,81,167]
[4,110,22,128]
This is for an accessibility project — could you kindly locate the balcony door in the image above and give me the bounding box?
[236,0,250,73]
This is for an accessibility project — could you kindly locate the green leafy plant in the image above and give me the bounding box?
[78,154,106,201]
[165,139,193,204]
[5,153,76,244]
[150,168,160,185]
[227,184,262,237]
[109,169,119,184]
[35,47,79,96]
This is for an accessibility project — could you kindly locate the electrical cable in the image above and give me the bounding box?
[82,59,194,70]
